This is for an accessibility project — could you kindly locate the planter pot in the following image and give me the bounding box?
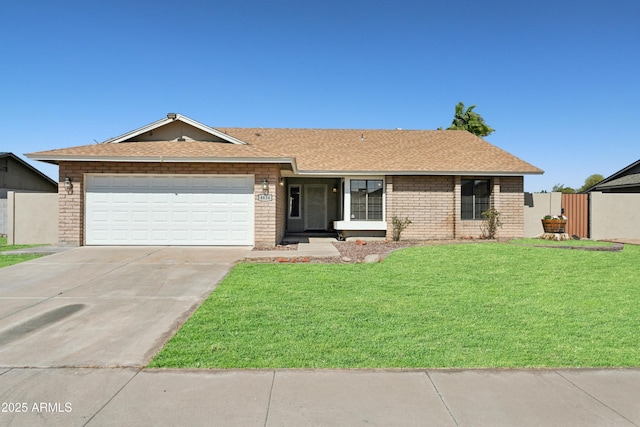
[542,219,567,233]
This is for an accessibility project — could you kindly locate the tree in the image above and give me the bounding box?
[552,184,576,194]
[446,102,495,137]
[578,174,604,192]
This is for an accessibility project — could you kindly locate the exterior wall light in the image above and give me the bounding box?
[279,177,285,187]
[64,177,73,194]
[262,178,269,195]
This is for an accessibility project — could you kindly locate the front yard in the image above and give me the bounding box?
[149,242,640,369]
[0,236,43,268]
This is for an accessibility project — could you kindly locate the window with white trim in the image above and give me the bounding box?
[350,180,383,220]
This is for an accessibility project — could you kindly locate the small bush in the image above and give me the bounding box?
[480,208,502,239]
[392,216,412,241]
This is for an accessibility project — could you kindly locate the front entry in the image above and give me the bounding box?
[304,184,327,230]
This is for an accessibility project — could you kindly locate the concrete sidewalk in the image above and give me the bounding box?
[0,368,638,426]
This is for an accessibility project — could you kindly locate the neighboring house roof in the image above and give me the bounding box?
[0,152,57,189]
[582,159,640,192]
[26,114,543,176]
[593,173,640,190]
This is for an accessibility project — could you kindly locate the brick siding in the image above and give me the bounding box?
[386,176,455,239]
[387,175,525,240]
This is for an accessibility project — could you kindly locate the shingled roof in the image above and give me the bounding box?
[26,114,543,176]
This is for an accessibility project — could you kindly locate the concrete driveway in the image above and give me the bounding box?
[0,246,251,368]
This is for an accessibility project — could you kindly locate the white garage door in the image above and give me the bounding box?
[86,175,254,245]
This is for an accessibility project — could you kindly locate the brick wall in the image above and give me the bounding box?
[386,175,525,240]
[386,176,455,240]
[454,176,525,239]
[493,176,524,238]
[58,162,282,247]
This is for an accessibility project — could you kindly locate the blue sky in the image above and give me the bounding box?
[2,0,638,192]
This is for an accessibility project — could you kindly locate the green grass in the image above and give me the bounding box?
[149,243,640,369]
[509,238,616,247]
[0,236,44,267]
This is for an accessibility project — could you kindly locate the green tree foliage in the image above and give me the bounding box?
[552,183,576,194]
[550,174,605,194]
[578,174,604,192]
[447,102,495,137]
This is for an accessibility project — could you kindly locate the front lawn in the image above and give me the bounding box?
[509,238,616,247]
[0,236,43,268]
[149,243,640,369]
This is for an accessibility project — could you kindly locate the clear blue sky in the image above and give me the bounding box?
[2,0,638,192]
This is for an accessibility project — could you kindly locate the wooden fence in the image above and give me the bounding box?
[561,193,589,238]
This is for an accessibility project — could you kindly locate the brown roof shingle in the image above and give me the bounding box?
[27,128,543,175]
[219,128,542,174]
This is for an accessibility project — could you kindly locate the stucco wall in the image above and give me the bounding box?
[6,192,58,244]
[58,162,283,247]
[0,199,6,235]
[590,192,640,240]
[523,192,562,237]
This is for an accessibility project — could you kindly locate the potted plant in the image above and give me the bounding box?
[541,215,567,233]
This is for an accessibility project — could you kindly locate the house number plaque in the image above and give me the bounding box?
[258,194,273,202]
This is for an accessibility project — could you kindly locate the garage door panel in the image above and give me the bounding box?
[112,211,130,223]
[86,175,254,245]
[131,211,149,222]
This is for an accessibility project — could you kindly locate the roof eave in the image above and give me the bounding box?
[582,159,640,193]
[289,170,544,177]
[24,154,297,170]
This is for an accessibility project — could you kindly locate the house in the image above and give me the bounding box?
[26,113,543,247]
[577,158,640,241]
[0,152,58,235]
[582,159,640,193]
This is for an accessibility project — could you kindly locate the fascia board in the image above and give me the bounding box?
[101,114,249,145]
[582,159,640,193]
[176,115,247,145]
[25,154,297,169]
[102,117,173,144]
[290,170,544,177]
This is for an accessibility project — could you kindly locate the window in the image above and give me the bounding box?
[350,180,383,220]
[461,179,491,220]
[289,185,301,218]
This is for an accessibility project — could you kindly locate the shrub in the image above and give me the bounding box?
[480,208,502,239]
[392,216,412,241]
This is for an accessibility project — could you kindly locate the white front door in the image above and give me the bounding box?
[304,184,327,230]
[85,174,254,245]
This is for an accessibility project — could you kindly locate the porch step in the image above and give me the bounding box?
[247,237,340,258]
